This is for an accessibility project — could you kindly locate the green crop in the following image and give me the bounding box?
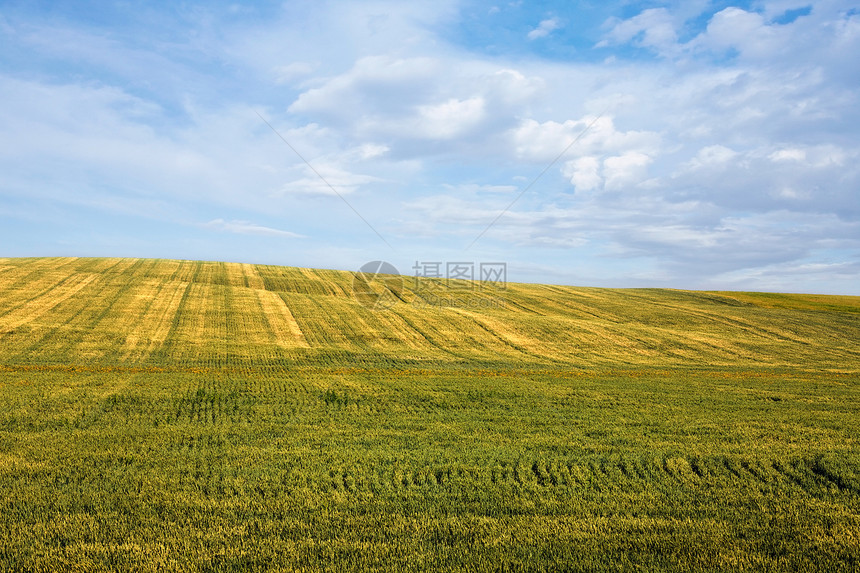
[0,257,858,571]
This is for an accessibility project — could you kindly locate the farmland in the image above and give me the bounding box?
[0,257,859,571]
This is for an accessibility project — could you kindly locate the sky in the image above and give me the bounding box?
[1,0,858,294]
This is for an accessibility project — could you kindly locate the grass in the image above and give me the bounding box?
[0,257,858,571]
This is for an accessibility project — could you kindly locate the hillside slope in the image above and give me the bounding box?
[2,257,860,571]
[0,257,857,369]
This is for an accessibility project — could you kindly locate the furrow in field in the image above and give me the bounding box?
[0,270,144,362]
[0,274,132,361]
[309,295,390,351]
[156,282,227,364]
[72,257,133,275]
[483,291,545,315]
[298,268,352,297]
[687,308,814,345]
[90,266,165,344]
[221,262,265,289]
[254,266,349,297]
[709,291,860,313]
[386,305,510,361]
[622,291,817,345]
[121,280,191,362]
[255,290,309,348]
[126,258,183,283]
[223,286,268,350]
[384,307,466,358]
[5,257,82,280]
[188,261,228,286]
[242,264,266,290]
[275,294,329,348]
[367,308,440,351]
[223,262,246,288]
[555,320,657,363]
[165,260,199,283]
[268,452,860,498]
[449,309,551,361]
[0,273,98,332]
[523,285,626,322]
[655,328,771,364]
[0,258,88,315]
[60,259,148,359]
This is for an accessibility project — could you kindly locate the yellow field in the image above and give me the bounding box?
[0,257,857,369]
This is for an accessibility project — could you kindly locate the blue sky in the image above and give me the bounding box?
[1,0,858,294]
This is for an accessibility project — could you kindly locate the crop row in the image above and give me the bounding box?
[3,449,857,511]
[249,454,860,498]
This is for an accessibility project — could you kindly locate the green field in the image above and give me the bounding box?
[1,257,858,571]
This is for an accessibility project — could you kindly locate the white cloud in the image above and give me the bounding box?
[769,148,806,162]
[603,152,653,190]
[1,1,859,293]
[288,55,442,122]
[687,145,738,169]
[599,8,678,55]
[352,143,390,160]
[205,219,304,238]
[513,115,659,193]
[768,145,847,167]
[287,55,544,153]
[527,18,561,40]
[276,164,382,197]
[513,115,658,162]
[565,156,602,192]
[696,7,782,59]
[416,96,486,139]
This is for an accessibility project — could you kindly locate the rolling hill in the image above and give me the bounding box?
[0,257,857,369]
[1,257,859,572]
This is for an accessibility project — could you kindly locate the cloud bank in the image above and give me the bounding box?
[0,1,857,293]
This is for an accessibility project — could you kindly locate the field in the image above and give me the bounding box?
[0,257,858,571]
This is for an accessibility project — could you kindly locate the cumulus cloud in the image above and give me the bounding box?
[565,157,601,192]
[697,7,782,58]
[287,55,544,159]
[603,152,653,190]
[415,96,486,139]
[512,116,659,162]
[511,115,660,195]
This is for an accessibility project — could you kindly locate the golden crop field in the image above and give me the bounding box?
[0,257,858,571]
